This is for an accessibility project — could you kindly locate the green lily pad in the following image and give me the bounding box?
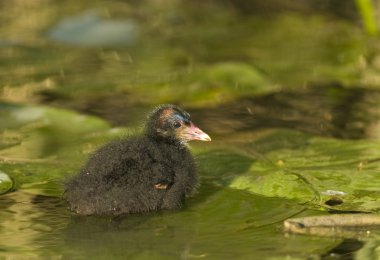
[230,170,317,203]
[0,171,13,195]
[0,102,122,196]
[216,130,380,212]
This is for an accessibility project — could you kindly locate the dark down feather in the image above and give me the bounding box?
[64,104,210,215]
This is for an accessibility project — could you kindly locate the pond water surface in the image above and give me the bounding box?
[1,1,380,259]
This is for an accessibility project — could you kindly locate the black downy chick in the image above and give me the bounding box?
[64,104,211,215]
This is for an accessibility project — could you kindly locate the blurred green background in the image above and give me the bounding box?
[1,0,380,259]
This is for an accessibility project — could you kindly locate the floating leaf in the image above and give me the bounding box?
[217,130,380,212]
[0,171,13,195]
[0,102,121,195]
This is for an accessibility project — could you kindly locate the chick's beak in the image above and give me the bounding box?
[182,122,211,141]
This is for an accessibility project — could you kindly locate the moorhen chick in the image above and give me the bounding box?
[65,104,211,215]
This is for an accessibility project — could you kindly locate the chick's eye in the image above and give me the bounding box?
[173,121,182,128]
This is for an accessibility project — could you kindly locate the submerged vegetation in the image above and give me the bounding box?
[1,0,380,259]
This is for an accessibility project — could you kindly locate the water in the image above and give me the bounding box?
[0,188,333,259]
[1,1,380,259]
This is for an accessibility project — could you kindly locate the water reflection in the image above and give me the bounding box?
[321,239,364,259]
[2,188,380,259]
[0,186,321,259]
[42,84,380,140]
[0,192,68,258]
[189,84,380,140]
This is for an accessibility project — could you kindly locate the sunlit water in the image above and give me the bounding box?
[0,184,333,259]
[1,1,380,259]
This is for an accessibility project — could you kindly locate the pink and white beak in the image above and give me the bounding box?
[181,122,211,142]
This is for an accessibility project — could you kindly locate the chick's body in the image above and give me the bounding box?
[65,104,210,216]
[65,137,196,215]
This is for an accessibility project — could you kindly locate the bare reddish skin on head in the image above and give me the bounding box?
[157,108,175,127]
[155,106,211,142]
